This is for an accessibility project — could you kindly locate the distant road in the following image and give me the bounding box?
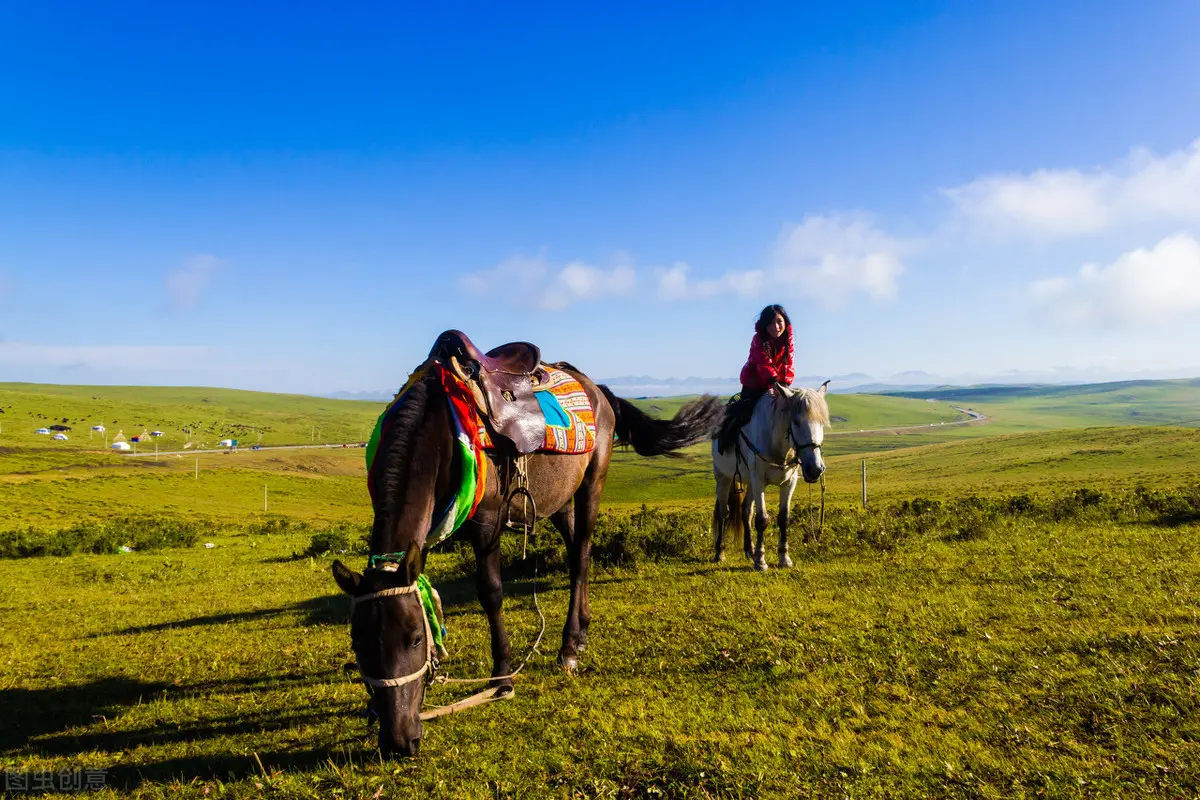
[118,443,365,458]
[830,406,988,437]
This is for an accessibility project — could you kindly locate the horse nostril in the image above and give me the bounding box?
[409,738,421,756]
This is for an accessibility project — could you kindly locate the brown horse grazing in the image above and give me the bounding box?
[331,341,722,758]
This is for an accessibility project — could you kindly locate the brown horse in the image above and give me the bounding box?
[332,344,722,757]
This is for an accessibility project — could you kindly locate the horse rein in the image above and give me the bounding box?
[352,582,436,690]
[738,425,822,470]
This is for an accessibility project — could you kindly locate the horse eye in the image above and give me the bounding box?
[411,636,423,650]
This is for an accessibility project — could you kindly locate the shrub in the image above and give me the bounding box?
[303,523,369,557]
[0,516,209,559]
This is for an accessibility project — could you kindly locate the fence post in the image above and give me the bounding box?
[861,459,867,508]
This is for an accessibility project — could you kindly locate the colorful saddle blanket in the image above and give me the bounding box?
[365,363,596,549]
[476,366,596,455]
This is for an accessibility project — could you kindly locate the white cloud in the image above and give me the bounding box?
[770,214,907,304]
[470,217,908,311]
[1030,233,1200,327]
[945,139,1200,237]
[460,251,637,310]
[165,254,225,310]
[0,342,214,370]
[656,262,764,300]
[656,215,907,306]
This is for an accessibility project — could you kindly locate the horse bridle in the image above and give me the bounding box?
[351,581,437,690]
[739,420,822,470]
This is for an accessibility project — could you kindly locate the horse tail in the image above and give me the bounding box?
[598,386,723,457]
[726,481,744,525]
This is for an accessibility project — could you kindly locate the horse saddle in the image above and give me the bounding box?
[429,329,547,454]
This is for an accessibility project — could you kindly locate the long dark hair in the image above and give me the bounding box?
[754,304,792,344]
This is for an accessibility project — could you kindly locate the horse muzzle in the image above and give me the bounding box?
[381,732,422,759]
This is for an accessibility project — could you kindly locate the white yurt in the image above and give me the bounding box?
[92,424,106,432]
[111,441,132,451]
[53,433,69,441]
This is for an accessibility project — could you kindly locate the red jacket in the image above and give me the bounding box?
[739,329,795,391]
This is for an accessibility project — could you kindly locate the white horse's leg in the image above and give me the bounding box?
[712,473,733,563]
[750,473,770,572]
[740,486,754,560]
[778,476,798,568]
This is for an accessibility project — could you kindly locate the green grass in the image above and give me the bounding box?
[1,490,1197,797]
[0,382,386,453]
[3,379,1200,796]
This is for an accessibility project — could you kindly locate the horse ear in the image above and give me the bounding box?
[403,546,422,585]
[818,380,830,396]
[331,560,361,595]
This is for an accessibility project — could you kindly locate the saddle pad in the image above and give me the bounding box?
[477,367,596,454]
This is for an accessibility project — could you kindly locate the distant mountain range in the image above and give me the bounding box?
[320,366,1200,401]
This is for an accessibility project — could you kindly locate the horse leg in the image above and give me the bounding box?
[712,475,733,562]
[558,482,598,672]
[778,478,798,568]
[471,514,513,691]
[548,503,590,658]
[738,485,753,560]
[751,481,770,572]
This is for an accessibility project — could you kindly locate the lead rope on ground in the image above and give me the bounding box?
[419,519,546,721]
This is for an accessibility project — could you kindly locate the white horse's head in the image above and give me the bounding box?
[772,382,829,483]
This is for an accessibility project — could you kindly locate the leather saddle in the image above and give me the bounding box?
[429,330,547,454]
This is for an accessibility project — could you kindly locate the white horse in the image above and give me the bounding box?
[711,383,829,571]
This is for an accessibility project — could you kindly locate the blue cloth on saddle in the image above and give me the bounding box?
[535,390,571,428]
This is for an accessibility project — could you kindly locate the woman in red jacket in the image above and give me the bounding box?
[717,304,794,452]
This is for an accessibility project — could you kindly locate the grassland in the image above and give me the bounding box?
[2,379,1199,797]
[0,382,384,453]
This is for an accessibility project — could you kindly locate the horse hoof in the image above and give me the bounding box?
[778,553,793,568]
[492,683,515,698]
[754,558,769,573]
[557,653,579,672]
[713,553,725,563]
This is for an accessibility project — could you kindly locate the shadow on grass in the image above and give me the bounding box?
[95,594,348,638]
[1,673,350,752]
[3,674,372,792]
[0,677,172,752]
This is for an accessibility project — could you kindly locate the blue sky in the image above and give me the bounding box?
[3,1,1200,393]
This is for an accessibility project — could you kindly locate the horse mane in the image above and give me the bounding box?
[784,386,830,427]
[369,373,438,554]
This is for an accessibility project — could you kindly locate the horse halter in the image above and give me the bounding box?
[740,418,822,470]
[352,582,436,690]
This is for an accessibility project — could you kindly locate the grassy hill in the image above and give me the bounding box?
[2,380,1200,795]
[4,379,1200,526]
[886,378,1200,428]
[0,382,384,453]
